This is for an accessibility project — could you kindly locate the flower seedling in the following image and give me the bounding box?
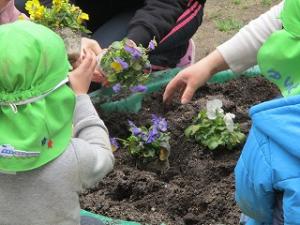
[98,38,157,91]
[185,99,245,150]
[25,0,90,33]
[120,115,170,164]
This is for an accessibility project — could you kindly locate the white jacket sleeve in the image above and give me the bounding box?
[216,1,284,73]
[72,94,115,189]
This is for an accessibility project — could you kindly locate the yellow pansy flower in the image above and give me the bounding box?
[25,0,37,12]
[52,0,63,11]
[34,5,45,20]
[70,5,79,13]
[111,62,123,73]
[76,12,89,24]
[79,12,89,21]
[25,0,44,20]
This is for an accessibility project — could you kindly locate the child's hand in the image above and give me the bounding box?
[72,38,107,86]
[163,50,229,104]
[81,37,102,56]
[69,49,97,95]
[163,61,211,104]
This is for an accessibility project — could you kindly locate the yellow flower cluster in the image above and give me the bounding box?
[52,0,63,11]
[24,0,90,33]
[25,0,45,20]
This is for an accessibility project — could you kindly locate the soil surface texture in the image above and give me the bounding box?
[81,77,280,225]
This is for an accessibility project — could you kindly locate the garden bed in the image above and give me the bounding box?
[80,76,279,225]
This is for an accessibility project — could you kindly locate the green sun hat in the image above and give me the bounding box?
[0,20,75,172]
[257,0,300,97]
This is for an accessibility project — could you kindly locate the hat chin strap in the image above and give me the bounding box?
[0,78,69,113]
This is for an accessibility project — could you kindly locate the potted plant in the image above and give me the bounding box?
[111,114,171,173]
[25,0,90,63]
[185,99,246,150]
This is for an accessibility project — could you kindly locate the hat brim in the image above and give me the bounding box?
[0,85,75,172]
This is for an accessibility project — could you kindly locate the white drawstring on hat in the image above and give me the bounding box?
[0,78,69,113]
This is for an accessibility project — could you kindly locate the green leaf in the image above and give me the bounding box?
[107,73,118,83]
[207,138,222,150]
[143,148,156,158]
[207,142,219,150]
[132,63,142,71]
[110,41,123,49]
[185,124,201,137]
[236,132,246,142]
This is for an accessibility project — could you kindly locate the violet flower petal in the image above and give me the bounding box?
[148,39,156,51]
[130,85,147,93]
[110,137,120,150]
[112,83,122,93]
[115,57,129,69]
[146,127,160,144]
[151,114,168,132]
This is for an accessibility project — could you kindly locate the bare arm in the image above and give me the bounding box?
[163,1,284,104]
[217,1,283,73]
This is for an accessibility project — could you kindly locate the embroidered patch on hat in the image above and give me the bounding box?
[41,137,54,148]
[41,137,47,146]
[47,139,53,148]
[0,144,40,158]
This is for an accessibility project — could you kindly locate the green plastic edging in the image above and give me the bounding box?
[89,68,181,113]
[80,210,141,225]
[89,66,261,113]
[209,65,261,83]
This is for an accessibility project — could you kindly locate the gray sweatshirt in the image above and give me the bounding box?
[0,94,115,225]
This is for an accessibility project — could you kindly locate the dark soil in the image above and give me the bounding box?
[80,76,280,225]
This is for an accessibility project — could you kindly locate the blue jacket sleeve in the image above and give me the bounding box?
[274,178,300,224]
[235,127,275,223]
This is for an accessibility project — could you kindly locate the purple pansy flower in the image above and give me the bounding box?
[148,39,156,51]
[146,127,160,144]
[124,45,134,54]
[115,57,129,70]
[130,85,148,93]
[124,45,142,59]
[128,120,142,136]
[110,137,120,150]
[151,114,168,132]
[133,49,142,59]
[112,83,122,93]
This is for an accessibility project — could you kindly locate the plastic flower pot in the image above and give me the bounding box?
[89,66,261,113]
[55,27,82,65]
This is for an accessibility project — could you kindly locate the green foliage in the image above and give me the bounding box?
[261,0,272,6]
[215,18,243,32]
[233,0,241,5]
[185,107,246,150]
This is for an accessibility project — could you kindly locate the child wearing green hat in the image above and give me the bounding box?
[0,20,114,225]
[164,0,300,224]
